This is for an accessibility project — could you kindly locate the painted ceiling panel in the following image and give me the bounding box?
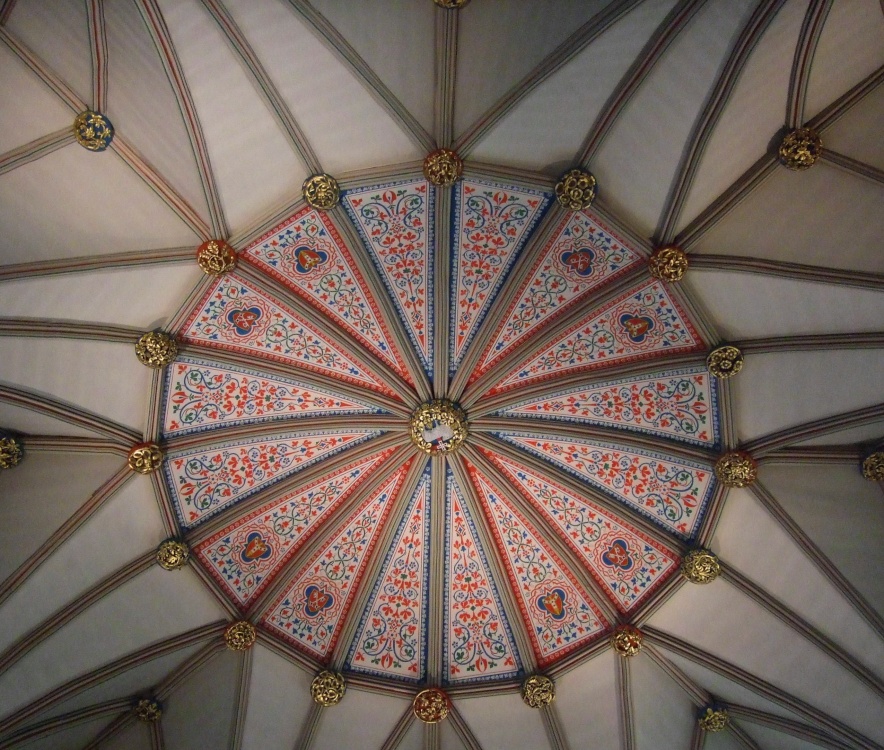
[630,653,696,750]
[731,348,884,443]
[308,689,411,750]
[0,451,123,583]
[822,84,884,171]
[238,644,314,750]
[0,337,152,431]
[555,650,621,750]
[0,566,225,723]
[592,0,756,236]
[155,0,307,235]
[222,0,421,173]
[0,144,199,263]
[686,270,884,339]
[454,691,550,750]
[0,42,73,155]
[470,0,678,170]
[0,475,166,655]
[0,264,203,329]
[677,0,810,232]
[692,162,884,272]
[803,0,884,120]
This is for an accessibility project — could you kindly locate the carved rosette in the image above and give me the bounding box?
[555,168,597,211]
[128,443,164,474]
[861,452,884,481]
[681,549,721,584]
[302,173,340,210]
[715,451,757,488]
[197,240,237,275]
[74,110,114,151]
[413,688,450,723]
[434,0,470,7]
[610,625,643,657]
[135,331,179,369]
[311,670,347,707]
[778,128,822,171]
[648,245,688,282]
[224,621,257,651]
[706,345,744,379]
[698,707,729,732]
[521,675,556,708]
[134,698,162,722]
[410,399,468,454]
[156,539,190,571]
[423,148,463,186]
[0,436,23,470]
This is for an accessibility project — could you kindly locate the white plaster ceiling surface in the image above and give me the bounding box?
[0,1,882,749]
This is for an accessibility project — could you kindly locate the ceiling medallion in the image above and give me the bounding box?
[197,239,237,275]
[521,674,555,708]
[778,128,822,171]
[156,539,190,571]
[681,549,721,584]
[302,173,340,210]
[135,331,179,369]
[861,452,884,481]
[410,399,468,454]
[555,168,597,211]
[715,451,757,488]
[423,148,463,187]
[133,698,162,722]
[311,670,346,707]
[128,443,164,474]
[73,110,114,152]
[610,624,643,657]
[224,620,257,651]
[0,436,24,470]
[433,0,470,7]
[648,245,688,282]
[706,345,744,379]
[698,706,729,732]
[413,688,450,723]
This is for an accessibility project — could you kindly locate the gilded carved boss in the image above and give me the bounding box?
[715,451,757,488]
[135,331,179,369]
[156,539,190,571]
[423,148,463,187]
[134,698,162,722]
[698,707,729,732]
[197,240,237,275]
[410,400,468,454]
[413,688,450,723]
[648,246,688,282]
[521,674,555,708]
[311,670,346,706]
[706,345,743,379]
[778,128,822,171]
[681,549,721,584]
[225,621,257,651]
[303,173,340,210]
[555,168,597,211]
[861,452,884,481]
[610,624,643,657]
[0,436,23,470]
[74,110,114,151]
[128,443,164,474]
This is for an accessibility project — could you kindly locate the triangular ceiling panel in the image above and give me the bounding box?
[476,209,644,377]
[242,206,410,380]
[444,470,521,684]
[308,689,411,750]
[178,273,397,397]
[262,460,414,660]
[0,401,109,439]
[450,178,550,373]
[195,446,397,607]
[484,279,705,395]
[630,651,697,750]
[453,691,550,750]
[554,650,621,750]
[4,715,114,750]
[494,432,715,539]
[496,366,720,448]
[822,85,884,170]
[165,429,381,528]
[161,356,384,439]
[343,179,434,375]
[346,467,431,683]
[101,723,152,750]
[483,450,680,613]
[741,722,833,750]
[466,460,608,665]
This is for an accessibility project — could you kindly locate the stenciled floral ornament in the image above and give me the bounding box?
[197,239,237,275]
[861,451,884,481]
[681,549,721,584]
[156,539,190,571]
[73,110,114,151]
[648,245,688,282]
[610,624,643,657]
[135,331,179,369]
[224,620,257,651]
[0,435,23,470]
[698,706,729,732]
[302,173,340,210]
[555,168,597,211]
[128,442,164,474]
[311,670,346,706]
[521,675,555,708]
[778,127,822,171]
[715,451,757,488]
[706,345,744,379]
[413,688,450,723]
[133,698,162,722]
[423,148,463,187]
[410,399,468,454]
